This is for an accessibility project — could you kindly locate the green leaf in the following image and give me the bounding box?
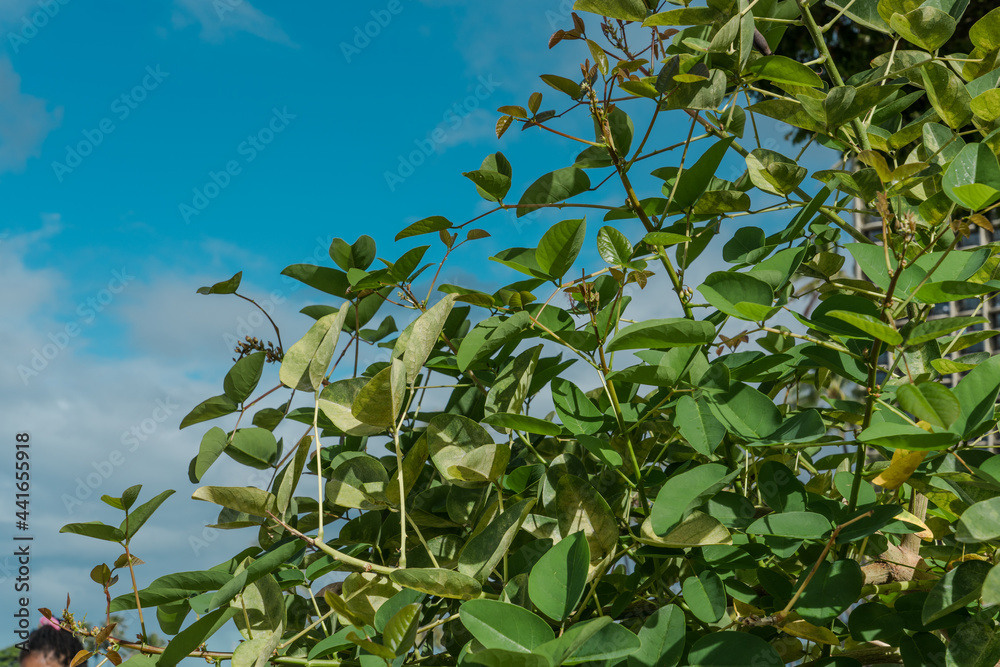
[534,617,611,667]
[747,511,831,539]
[666,69,726,111]
[121,489,175,540]
[639,511,731,548]
[536,218,587,280]
[560,622,640,664]
[196,271,242,295]
[329,235,376,272]
[460,599,554,652]
[643,231,691,246]
[827,0,891,33]
[698,271,775,321]
[464,170,512,203]
[627,604,685,667]
[191,486,276,518]
[982,564,1000,607]
[458,311,534,371]
[326,454,389,510]
[59,521,125,543]
[482,413,561,435]
[907,316,988,346]
[395,215,452,241]
[485,344,541,419]
[541,74,583,99]
[223,352,265,405]
[969,7,1000,51]
[383,603,420,657]
[757,461,807,513]
[597,226,633,266]
[318,378,385,437]
[211,540,303,608]
[722,226,768,264]
[896,382,960,429]
[179,394,238,430]
[675,395,726,456]
[971,89,1000,122]
[392,294,456,383]
[280,264,350,299]
[458,498,534,581]
[747,56,823,88]
[956,496,1000,542]
[796,560,864,624]
[606,318,716,351]
[672,137,735,210]
[557,474,619,562]
[687,632,782,667]
[390,568,482,600]
[943,143,1000,211]
[711,383,783,440]
[279,308,349,392]
[825,311,902,345]
[952,355,1000,438]
[528,531,590,621]
[683,570,727,623]
[920,62,972,130]
[643,7,721,26]
[651,463,732,535]
[946,616,1000,667]
[158,607,237,667]
[857,420,958,450]
[746,149,807,196]
[351,360,406,429]
[191,427,228,483]
[464,650,552,667]
[573,0,648,21]
[226,427,279,469]
[922,560,992,624]
[518,168,591,218]
[551,378,604,435]
[890,7,955,51]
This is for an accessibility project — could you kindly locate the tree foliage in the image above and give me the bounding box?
[55,1,1000,665]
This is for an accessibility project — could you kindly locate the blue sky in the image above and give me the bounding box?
[0,0,838,650]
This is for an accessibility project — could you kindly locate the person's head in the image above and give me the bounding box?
[18,622,86,667]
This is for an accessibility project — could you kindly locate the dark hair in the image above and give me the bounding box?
[19,625,86,667]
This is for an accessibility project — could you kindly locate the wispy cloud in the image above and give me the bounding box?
[0,55,62,174]
[172,0,296,47]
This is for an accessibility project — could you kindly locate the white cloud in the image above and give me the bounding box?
[172,0,296,47]
[0,224,324,640]
[0,55,62,174]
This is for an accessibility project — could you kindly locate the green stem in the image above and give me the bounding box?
[794,0,871,152]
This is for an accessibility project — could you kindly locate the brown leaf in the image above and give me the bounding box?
[495,115,513,139]
[572,12,585,33]
[106,650,122,666]
[70,651,93,667]
[94,622,117,646]
[970,213,994,233]
[548,29,565,49]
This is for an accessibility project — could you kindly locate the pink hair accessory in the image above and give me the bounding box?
[39,615,62,630]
